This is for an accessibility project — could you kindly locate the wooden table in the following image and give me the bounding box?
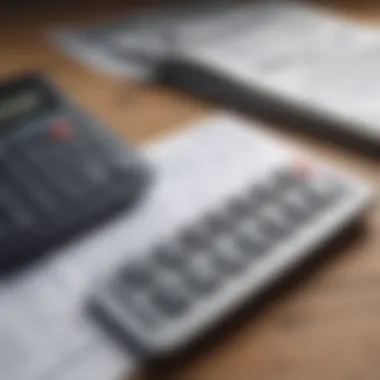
[1,2,380,379]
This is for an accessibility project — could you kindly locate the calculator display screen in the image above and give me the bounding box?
[0,92,44,124]
[0,75,58,127]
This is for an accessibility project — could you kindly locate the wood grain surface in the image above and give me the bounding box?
[1,2,380,379]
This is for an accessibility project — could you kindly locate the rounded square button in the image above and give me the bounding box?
[258,205,290,239]
[185,256,221,295]
[225,196,253,219]
[179,224,212,250]
[150,278,190,317]
[203,211,233,235]
[235,219,269,256]
[282,189,315,223]
[119,260,154,289]
[307,173,344,206]
[113,286,158,328]
[154,243,187,270]
[212,235,247,275]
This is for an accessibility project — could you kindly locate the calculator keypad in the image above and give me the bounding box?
[109,166,346,327]
[0,113,147,265]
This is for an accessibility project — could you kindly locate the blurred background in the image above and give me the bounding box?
[1,1,380,380]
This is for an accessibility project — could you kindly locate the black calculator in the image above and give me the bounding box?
[0,73,152,270]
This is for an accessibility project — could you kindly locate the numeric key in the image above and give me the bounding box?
[154,243,187,270]
[186,256,221,294]
[150,277,190,317]
[119,260,154,289]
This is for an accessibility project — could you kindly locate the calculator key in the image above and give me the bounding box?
[283,189,314,222]
[270,165,311,193]
[180,225,211,249]
[213,236,246,274]
[307,174,344,205]
[114,288,157,328]
[150,279,190,316]
[83,160,111,186]
[25,181,59,214]
[226,196,252,219]
[291,159,314,180]
[3,155,59,214]
[49,120,72,141]
[259,205,290,239]
[29,135,92,199]
[119,261,154,289]
[204,212,233,234]
[53,139,111,188]
[154,244,186,270]
[25,146,80,199]
[272,169,301,189]
[236,219,269,255]
[46,145,93,198]
[248,185,274,207]
[186,256,221,294]
[0,186,35,230]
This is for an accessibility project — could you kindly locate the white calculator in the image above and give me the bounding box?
[91,112,373,358]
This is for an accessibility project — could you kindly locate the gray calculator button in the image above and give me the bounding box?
[28,145,84,199]
[154,244,186,269]
[115,289,157,328]
[259,205,289,238]
[226,196,252,218]
[0,186,35,229]
[308,174,344,205]
[48,152,88,198]
[283,189,314,222]
[186,256,220,294]
[55,141,111,188]
[204,212,232,234]
[249,185,274,206]
[180,225,211,249]
[271,169,299,189]
[4,157,59,213]
[213,236,246,274]
[236,219,269,255]
[120,261,153,289]
[83,160,111,185]
[28,182,58,214]
[151,279,189,316]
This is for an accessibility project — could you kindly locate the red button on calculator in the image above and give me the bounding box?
[50,120,72,141]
